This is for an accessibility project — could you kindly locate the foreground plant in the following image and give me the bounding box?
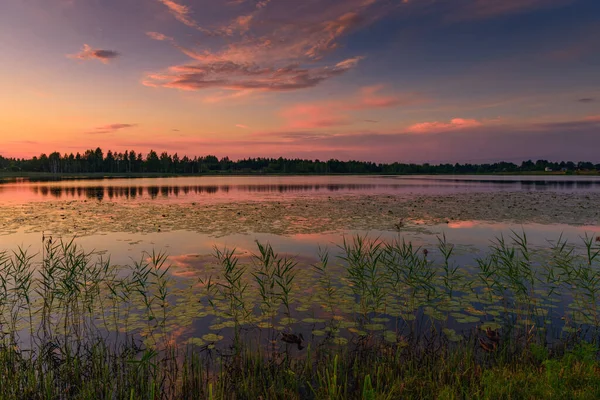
[0,233,598,399]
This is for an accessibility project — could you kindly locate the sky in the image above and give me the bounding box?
[0,0,599,163]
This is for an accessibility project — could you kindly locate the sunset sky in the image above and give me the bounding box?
[1,0,599,163]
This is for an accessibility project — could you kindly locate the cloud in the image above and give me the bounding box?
[68,44,120,64]
[578,98,595,103]
[216,14,254,36]
[407,118,483,133]
[235,124,250,129]
[88,123,137,134]
[146,31,172,41]
[280,84,421,129]
[282,105,350,129]
[157,0,199,29]
[202,89,256,103]
[144,0,393,95]
[144,57,363,91]
[348,85,423,110]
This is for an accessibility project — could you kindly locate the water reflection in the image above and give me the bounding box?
[29,183,392,200]
[1,175,600,203]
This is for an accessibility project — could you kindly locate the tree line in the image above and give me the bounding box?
[0,148,598,175]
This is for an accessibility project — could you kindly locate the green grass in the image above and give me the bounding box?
[0,335,598,399]
[0,233,599,399]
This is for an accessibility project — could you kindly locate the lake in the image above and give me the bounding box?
[1,174,599,350]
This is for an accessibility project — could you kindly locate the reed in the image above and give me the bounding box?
[0,233,598,399]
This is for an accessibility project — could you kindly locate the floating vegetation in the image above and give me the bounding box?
[0,231,599,398]
[1,191,600,237]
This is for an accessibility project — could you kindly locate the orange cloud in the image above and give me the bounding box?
[407,118,483,133]
[68,44,120,64]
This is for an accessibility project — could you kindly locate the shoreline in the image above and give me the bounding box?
[1,170,599,181]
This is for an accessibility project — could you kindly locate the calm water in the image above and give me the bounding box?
[1,175,600,204]
[1,175,599,348]
[1,174,599,267]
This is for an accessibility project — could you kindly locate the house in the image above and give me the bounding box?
[544,167,553,172]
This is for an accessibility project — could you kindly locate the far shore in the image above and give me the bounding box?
[0,170,598,180]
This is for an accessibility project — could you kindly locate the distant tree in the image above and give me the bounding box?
[94,148,104,172]
[172,153,180,173]
[48,152,61,173]
[578,161,594,170]
[160,152,172,173]
[520,160,535,170]
[0,147,597,175]
[146,150,160,172]
[105,150,115,172]
[39,153,50,172]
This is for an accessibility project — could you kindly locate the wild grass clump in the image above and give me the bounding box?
[0,232,599,399]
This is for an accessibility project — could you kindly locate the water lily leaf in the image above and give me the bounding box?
[456,316,480,324]
[187,337,205,346]
[202,333,224,342]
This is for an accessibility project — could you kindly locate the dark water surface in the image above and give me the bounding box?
[1,175,600,203]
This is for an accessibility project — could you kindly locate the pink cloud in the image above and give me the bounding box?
[202,89,256,103]
[358,85,403,108]
[407,118,483,133]
[157,0,199,29]
[235,124,250,129]
[146,31,172,41]
[281,105,350,129]
[68,44,120,64]
[217,14,254,36]
[280,84,421,129]
[144,0,392,95]
[346,85,423,110]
